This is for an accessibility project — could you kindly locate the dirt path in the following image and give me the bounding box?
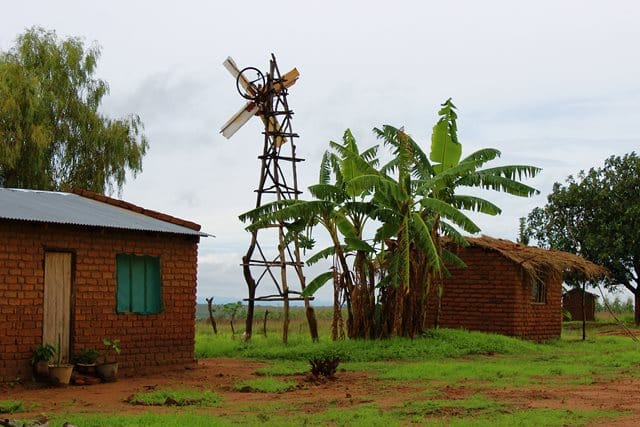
[3,358,640,425]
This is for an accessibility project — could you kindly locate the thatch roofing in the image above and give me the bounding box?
[456,236,609,283]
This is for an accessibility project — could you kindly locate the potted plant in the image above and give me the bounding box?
[73,348,101,375]
[30,344,55,380]
[96,338,120,382]
[48,336,74,385]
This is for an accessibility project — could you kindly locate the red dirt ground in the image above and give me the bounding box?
[2,358,640,426]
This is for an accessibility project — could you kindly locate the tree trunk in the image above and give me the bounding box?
[242,254,256,340]
[331,273,342,340]
[434,283,443,329]
[306,305,319,342]
[391,287,405,336]
[230,314,236,336]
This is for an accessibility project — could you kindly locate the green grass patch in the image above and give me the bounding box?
[234,376,297,393]
[52,412,236,427]
[298,403,402,426]
[445,408,624,426]
[395,393,507,417]
[331,331,640,388]
[196,327,538,362]
[0,399,24,414]
[126,388,220,407]
[372,350,621,388]
[43,404,626,427]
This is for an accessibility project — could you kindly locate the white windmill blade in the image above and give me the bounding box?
[220,101,258,139]
[223,56,258,98]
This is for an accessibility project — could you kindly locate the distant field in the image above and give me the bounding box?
[195,303,333,320]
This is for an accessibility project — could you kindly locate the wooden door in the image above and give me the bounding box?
[43,252,72,363]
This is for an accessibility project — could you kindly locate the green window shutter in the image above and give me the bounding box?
[116,254,162,314]
[116,254,132,313]
[145,256,162,314]
[130,256,146,313]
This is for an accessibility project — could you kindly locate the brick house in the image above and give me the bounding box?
[425,236,607,341]
[563,288,598,321]
[0,188,208,382]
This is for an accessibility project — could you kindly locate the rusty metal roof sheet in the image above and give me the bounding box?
[0,188,208,237]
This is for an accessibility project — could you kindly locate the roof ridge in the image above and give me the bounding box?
[70,188,202,232]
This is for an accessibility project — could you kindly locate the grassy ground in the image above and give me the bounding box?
[8,310,640,426]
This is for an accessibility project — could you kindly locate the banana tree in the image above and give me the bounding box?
[372,99,540,333]
[352,126,477,337]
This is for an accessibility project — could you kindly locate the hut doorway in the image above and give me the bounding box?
[43,252,72,362]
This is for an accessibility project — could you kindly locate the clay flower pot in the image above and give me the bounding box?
[96,362,118,382]
[48,365,74,385]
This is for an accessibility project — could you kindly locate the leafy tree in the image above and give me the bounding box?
[0,27,147,194]
[523,153,640,324]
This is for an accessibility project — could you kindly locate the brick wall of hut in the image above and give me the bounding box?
[425,245,562,342]
[0,219,198,382]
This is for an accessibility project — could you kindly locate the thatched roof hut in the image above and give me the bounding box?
[461,236,609,284]
[428,236,608,341]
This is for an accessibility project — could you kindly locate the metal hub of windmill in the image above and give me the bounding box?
[220,54,318,343]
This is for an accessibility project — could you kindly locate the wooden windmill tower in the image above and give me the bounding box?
[221,54,317,342]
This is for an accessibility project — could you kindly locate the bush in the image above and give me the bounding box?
[309,356,340,378]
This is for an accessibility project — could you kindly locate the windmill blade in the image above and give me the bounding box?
[221,101,258,139]
[223,56,258,98]
[274,68,300,92]
[221,57,297,145]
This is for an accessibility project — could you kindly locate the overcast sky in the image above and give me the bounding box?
[2,1,639,304]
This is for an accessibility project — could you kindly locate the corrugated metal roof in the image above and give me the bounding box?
[0,188,208,237]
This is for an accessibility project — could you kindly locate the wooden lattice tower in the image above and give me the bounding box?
[221,54,317,342]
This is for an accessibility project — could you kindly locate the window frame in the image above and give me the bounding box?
[116,253,163,314]
[531,278,547,304]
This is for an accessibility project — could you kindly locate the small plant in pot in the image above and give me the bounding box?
[96,338,120,382]
[73,348,101,375]
[48,336,74,385]
[30,344,55,381]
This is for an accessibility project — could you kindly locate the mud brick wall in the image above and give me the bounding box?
[562,289,596,322]
[426,246,561,342]
[0,219,199,382]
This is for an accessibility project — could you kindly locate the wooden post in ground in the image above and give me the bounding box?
[263,310,269,337]
[205,297,218,335]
